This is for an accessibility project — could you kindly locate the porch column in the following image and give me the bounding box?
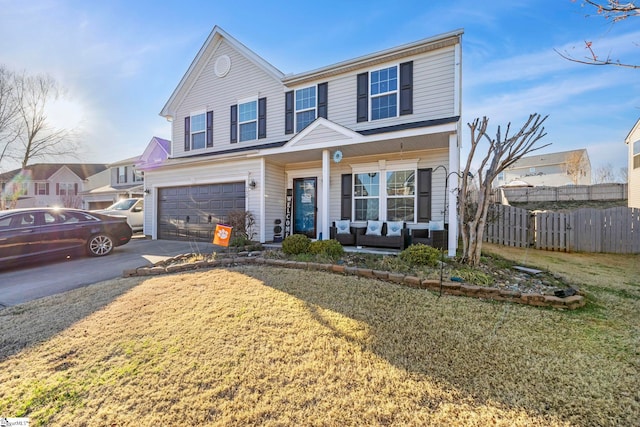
[322,149,330,240]
[448,133,459,256]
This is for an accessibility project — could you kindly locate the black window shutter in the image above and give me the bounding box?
[74,183,78,195]
[124,166,128,183]
[317,82,328,119]
[284,91,294,134]
[417,168,432,222]
[206,111,213,148]
[400,61,413,116]
[341,173,352,220]
[46,182,49,195]
[258,97,267,139]
[230,105,238,143]
[356,72,368,122]
[33,182,37,194]
[56,183,60,195]
[184,116,191,151]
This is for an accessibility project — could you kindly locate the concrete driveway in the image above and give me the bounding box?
[0,236,220,308]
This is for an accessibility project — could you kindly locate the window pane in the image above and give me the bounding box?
[239,101,257,122]
[239,122,257,142]
[354,173,379,197]
[191,113,205,132]
[634,140,640,156]
[355,199,379,221]
[295,86,316,111]
[387,170,414,196]
[372,94,397,120]
[192,132,205,149]
[371,66,397,96]
[387,198,414,222]
[296,110,316,131]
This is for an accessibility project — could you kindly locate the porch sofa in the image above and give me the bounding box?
[355,220,408,250]
[329,221,365,246]
[409,221,448,250]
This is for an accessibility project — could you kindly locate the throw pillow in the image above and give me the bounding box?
[430,220,445,231]
[335,220,351,234]
[386,221,403,237]
[365,220,383,236]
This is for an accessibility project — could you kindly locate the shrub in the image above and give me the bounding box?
[399,244,442,267]
[282,234,311,255]
[309,239,344,260]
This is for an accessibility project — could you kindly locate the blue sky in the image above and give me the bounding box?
[1,0,638,177]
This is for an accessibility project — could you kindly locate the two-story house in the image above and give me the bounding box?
[626,118,640,208]
[496,149,592,187]
[82,137,170,210]
[141,26,463,255]
[0,163,107,209]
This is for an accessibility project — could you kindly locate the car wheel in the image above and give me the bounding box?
[87,234,114,257]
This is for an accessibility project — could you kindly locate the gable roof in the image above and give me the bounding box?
[506,149,589,170]
[625,117,640,144]
[0,163,108,182]
[160,26,285,119]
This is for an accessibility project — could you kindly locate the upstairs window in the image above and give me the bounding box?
[357,62,412,123]
[634,140,640,169]
[296,86,316,131]
[117,166,127,184]
[370,66,398,120]
[239,100,257,142]
[133,168,144,182]
[191,113,206,149]
[35,182,49,195]
[57,183,76,196]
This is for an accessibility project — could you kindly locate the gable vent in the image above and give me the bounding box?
[214,55,231,78]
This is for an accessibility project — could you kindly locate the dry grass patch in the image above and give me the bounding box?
[0,255,638,425]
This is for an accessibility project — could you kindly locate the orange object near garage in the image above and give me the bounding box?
[213,224,233,246]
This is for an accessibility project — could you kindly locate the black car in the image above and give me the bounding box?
[0,207,133,269]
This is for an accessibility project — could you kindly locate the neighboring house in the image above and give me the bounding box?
[82,137,170,210]
[625,118,640,208]
[496,149,591,187]
[0,163,107,209]
[141,26,463,255]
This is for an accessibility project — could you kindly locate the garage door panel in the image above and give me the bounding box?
[158,182,245,241]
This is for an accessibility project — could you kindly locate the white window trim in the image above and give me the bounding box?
[295,86,317,132]
[190,110,206,150]
[237,98,258,142]
[369,64,399,121]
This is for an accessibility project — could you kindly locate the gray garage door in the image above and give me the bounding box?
[158,182,245,241]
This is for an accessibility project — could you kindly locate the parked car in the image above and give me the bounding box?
[0,207,133,269]
[94,198,143,232]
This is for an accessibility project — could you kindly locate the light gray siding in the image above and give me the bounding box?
[264,161,286,241]
[172,40,286,159]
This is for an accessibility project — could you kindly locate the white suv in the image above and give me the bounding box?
[95,198,144,232]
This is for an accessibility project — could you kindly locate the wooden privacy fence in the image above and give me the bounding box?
[483,205,640,254]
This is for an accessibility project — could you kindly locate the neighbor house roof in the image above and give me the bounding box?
[506,149,589,170]
[0,163,108,181]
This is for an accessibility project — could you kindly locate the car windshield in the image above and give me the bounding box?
[106,199,137,211]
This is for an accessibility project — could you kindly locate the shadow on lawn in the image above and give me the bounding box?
[251,267,635,426]
[0,277,144,362]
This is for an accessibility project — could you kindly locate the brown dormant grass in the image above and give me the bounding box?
[0,247,638,426]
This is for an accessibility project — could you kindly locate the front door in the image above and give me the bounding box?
[293,177,317,238]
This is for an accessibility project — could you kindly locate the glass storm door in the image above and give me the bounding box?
[293,177,317,238]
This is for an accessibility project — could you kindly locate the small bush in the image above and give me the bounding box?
[282,234,311,255]
[309,239,344,261]
[400,244,442,267]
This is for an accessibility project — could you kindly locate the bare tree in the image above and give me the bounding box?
[619,166,629,182]
[593,162,617,182]
[564,150,585,184]
[11,71,79,168]
[459,114,550,266]
[556,1,639,68]
[0,66,20,170]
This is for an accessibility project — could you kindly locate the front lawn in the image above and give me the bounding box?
[0,245,638,425]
